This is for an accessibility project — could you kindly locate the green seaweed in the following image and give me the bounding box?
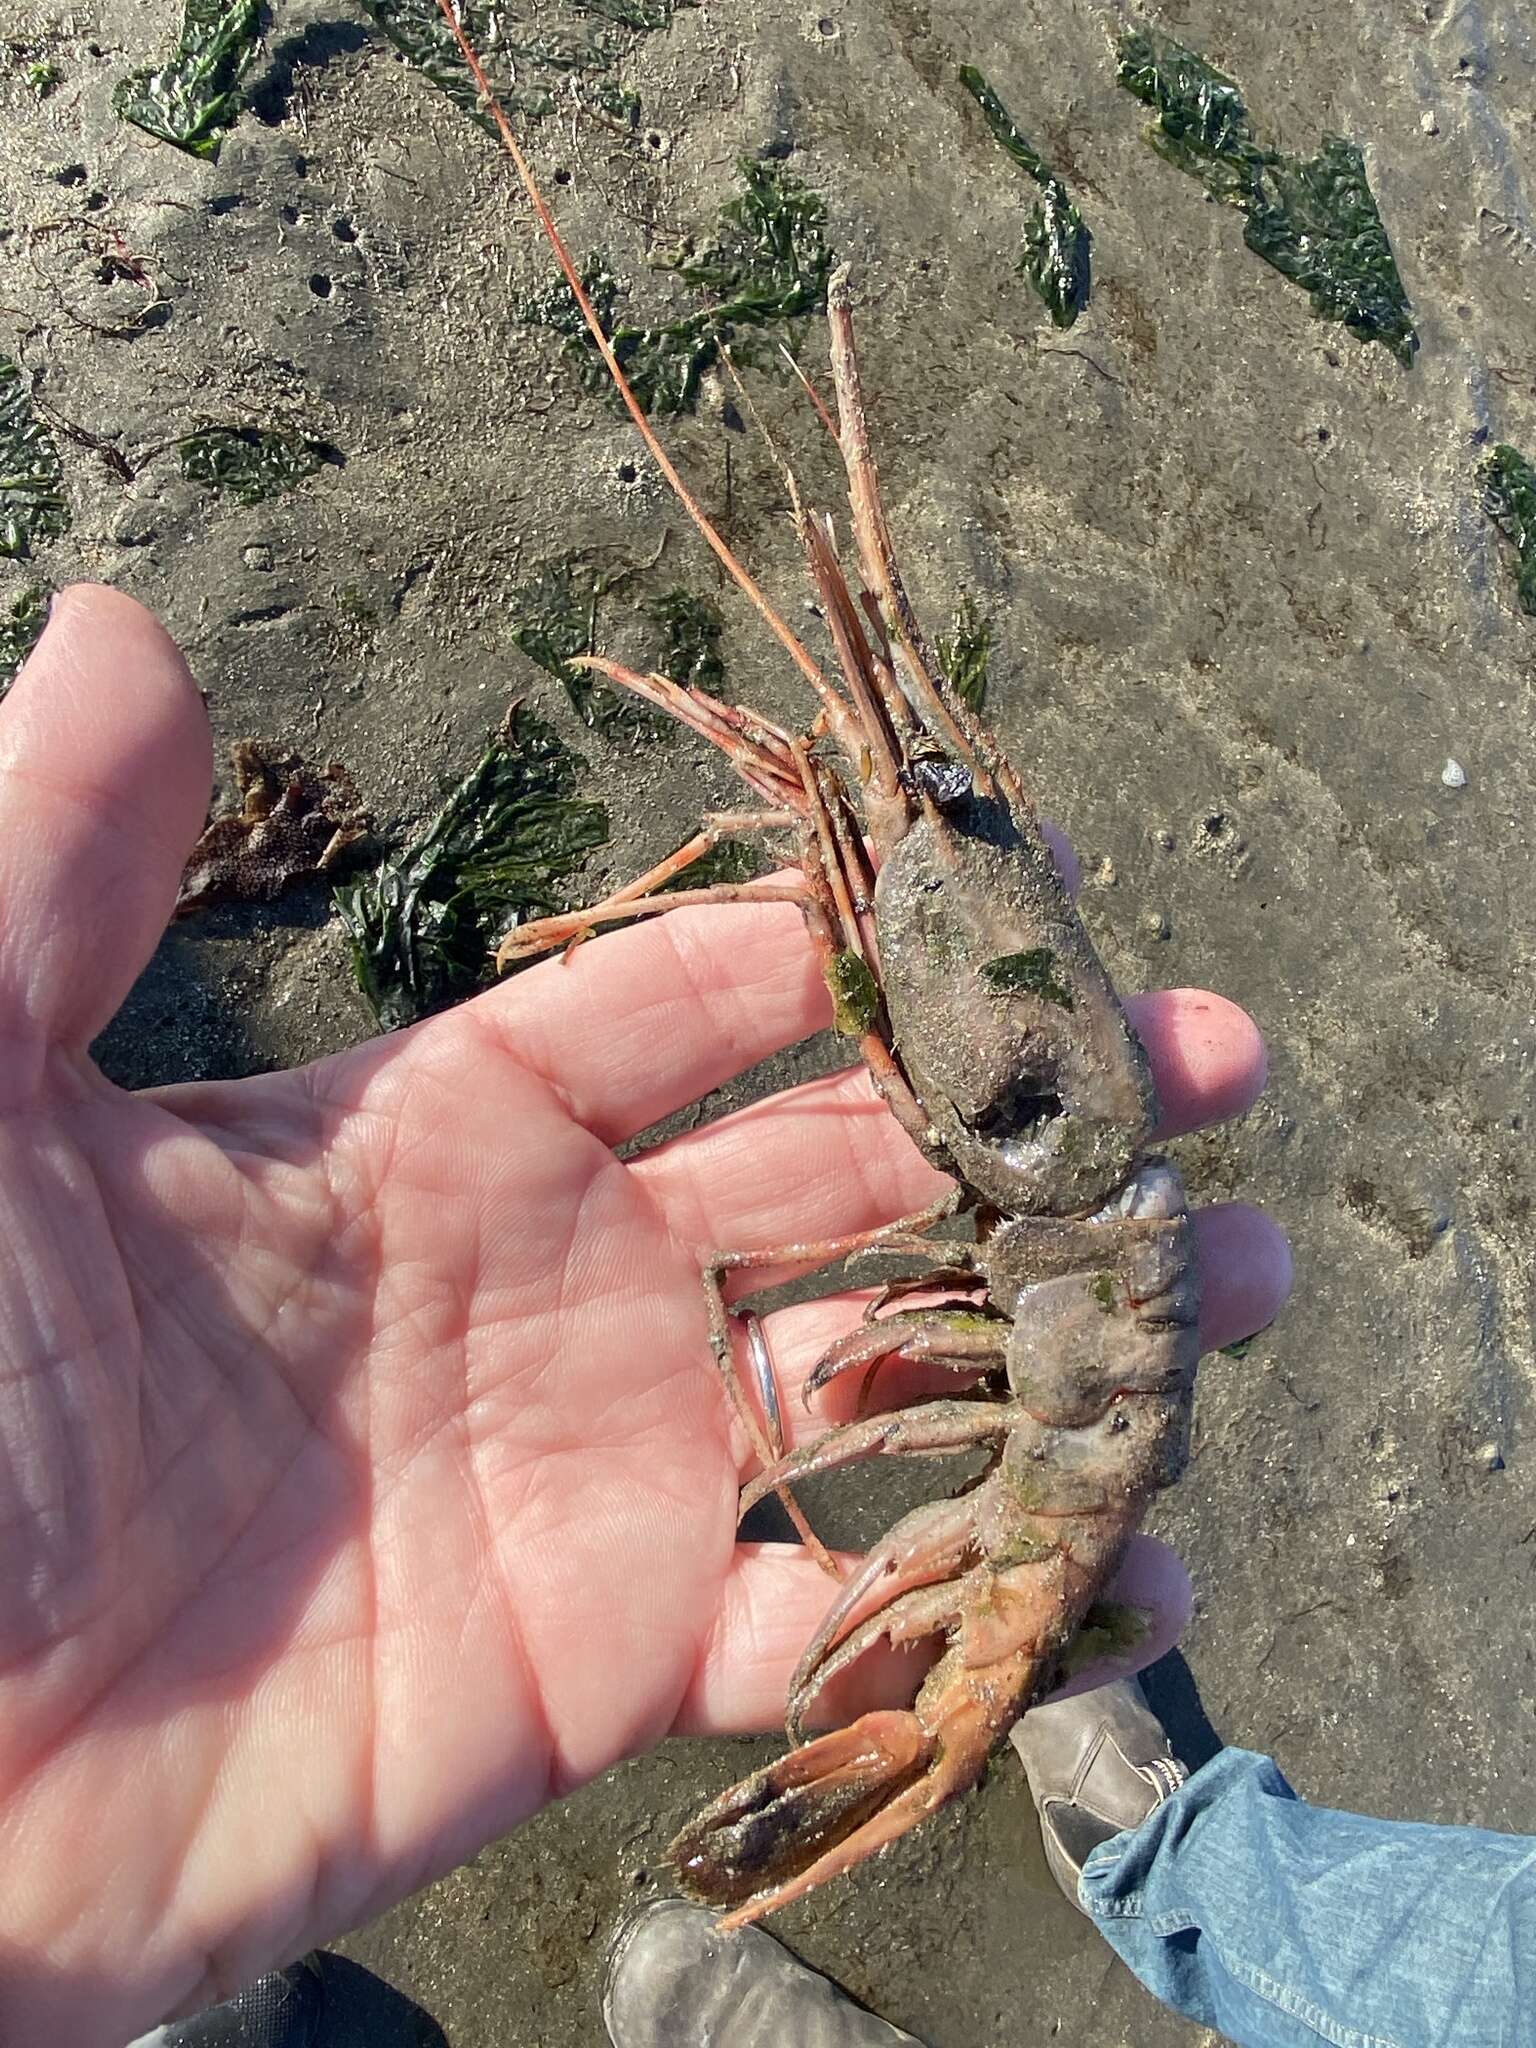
[0,361,68,560]
[179,426,333,506]
[1115,29,1258,192]
[114,0,261,161]
[509,562,598,709]
[510,567,723,737]
[1091,1271,1117,1313]
[508,561,657,739]
[523,159,831,415]
[981,946,1074,1010]
[675,156,832,327]
[1480,443,1536,616]
[1059,1600,1150,1678]
[1115,27,1416,363]
[938,592,993,713]
[353,0,690,132]
[27,61,62,97]
[0,585,49,696]
[959,67,1090,329]
[519,258,718,416]
[1020,184,1092,333]
[1242,140,1416,364]
[335,707,608,1030]
[826,949,880,1036]
[334,586,378,630]
[647,585,725,688]
[932,1309,1006,1335]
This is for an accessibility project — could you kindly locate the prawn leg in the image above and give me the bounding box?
[802,1307,1008,1404]
[498,811,807,968]
[737,1397,1012,1516]
[704,1191,960,1578]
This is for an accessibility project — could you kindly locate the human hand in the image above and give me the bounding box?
[0,586,1289,2044]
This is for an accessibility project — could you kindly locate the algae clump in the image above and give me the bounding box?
[1059,1601,1150,1678]
[661,837,764,892]
[1116,26,1416,363]
[336,708,608,1030]
[522,158,832,417]
[959,66,1090,329]
[938,593,993,713]
[647,586,726,689]
[0,361,68,559]
[1481,443,1536,617]
[508,562,669,741]
[826,950,881,1036]
[354,0,692,131]
[118,0,693,166]
[981,947,1075,1011]
[511,568,726,737]
[0,585,49,696]
[115,0,261,161]
[179,427,335,507]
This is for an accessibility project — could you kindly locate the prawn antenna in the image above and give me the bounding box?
[433,0,849,731]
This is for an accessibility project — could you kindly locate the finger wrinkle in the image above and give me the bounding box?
[658,903,815,1054]
[0,757,192,873]
[451,1001,592,1133]
[631,1064,940,1257]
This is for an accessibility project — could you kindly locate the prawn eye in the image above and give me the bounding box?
[905,754,972,812]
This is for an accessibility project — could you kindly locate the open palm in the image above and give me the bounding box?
[0,588,1287,2045]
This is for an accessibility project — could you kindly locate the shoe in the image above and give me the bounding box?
[603,1898,926,2047]
[126,1955,326,2048]
[1009,1677,1188,1911]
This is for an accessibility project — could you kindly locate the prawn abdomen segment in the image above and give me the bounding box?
[874,803,1159,1214]
[992,1190,1200,1448]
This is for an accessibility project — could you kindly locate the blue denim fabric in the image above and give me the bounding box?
[1079,1748,1536,2048]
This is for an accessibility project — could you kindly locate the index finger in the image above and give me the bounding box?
[630,988,1267,1275]
[464,825,1109,1149]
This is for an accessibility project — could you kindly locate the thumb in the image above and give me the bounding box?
[0,585,211,1071]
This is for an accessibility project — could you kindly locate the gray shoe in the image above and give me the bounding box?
[1009,1677,1188,1912]
[604,1899,925,2047]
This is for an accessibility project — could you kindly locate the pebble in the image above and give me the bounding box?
[242,542,275,572]
[1140,908,1171,941]
[111,507,159,547]
[1478,1440,1504,1473]
[1420,110,1440,135]
[1441,757,1467,789]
